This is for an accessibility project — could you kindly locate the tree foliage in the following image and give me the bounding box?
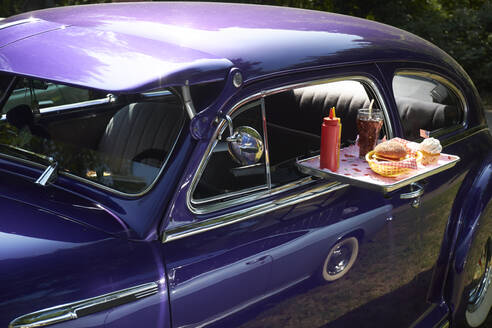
[1,0,490,94]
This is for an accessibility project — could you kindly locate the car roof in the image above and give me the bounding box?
[0,2,465,93]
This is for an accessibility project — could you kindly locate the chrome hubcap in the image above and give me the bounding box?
[468,238,492,312]
[327,245,351,275]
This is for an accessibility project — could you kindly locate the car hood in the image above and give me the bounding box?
[0,169,136,238]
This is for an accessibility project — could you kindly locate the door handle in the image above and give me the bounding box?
[246,255,270,265]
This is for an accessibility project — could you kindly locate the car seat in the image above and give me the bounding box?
[98,101,184,173]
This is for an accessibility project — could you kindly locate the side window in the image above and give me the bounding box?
[192,78,389,207]
[392,73,464,140]
[266,80,379,186]
[2,77,106,114]
[193,101,268,202]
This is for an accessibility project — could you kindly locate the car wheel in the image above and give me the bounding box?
[464,238,492,327]
[321,237,359,282]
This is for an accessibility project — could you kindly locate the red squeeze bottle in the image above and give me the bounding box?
[320,107,341,171]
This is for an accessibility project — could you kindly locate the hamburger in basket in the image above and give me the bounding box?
[365,139,422,177]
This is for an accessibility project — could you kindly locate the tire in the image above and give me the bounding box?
[320,237,359,282]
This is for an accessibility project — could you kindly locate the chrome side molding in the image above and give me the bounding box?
[163,181,349,243]
[9,282,159,328]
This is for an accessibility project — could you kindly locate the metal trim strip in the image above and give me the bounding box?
[37,95,115,114]
[164,181,348,243]
[9,282,159,328]
[261,97,272,189]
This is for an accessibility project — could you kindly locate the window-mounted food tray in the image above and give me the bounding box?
[296,144,460,193]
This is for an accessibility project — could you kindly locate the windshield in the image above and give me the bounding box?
[0,75,185,194]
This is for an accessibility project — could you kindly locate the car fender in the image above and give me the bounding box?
[0,196,170,328]
[447,150,492,327]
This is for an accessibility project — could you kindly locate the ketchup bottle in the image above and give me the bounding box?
[320,107,341,171]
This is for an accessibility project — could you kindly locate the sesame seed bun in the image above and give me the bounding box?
[373,140,407,161]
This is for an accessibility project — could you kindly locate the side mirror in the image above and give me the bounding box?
[227,126,264,165]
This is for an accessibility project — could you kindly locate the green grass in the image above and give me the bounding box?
[482,93,492,111]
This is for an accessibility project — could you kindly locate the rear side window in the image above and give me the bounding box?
[266,80,383,186]
[392,72,464,140]
[191,77,391,209]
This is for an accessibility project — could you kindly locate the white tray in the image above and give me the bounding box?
[296,143,460,193]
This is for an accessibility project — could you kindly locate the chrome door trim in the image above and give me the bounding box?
[164,181,349,243]
[441,126,489,148]
[187,75,392,214]
[260,97,272,189]
[9,282,159,328]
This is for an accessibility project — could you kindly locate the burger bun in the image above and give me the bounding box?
[373,140,408,161]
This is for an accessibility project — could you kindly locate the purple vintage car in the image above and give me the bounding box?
[0,2,491,328]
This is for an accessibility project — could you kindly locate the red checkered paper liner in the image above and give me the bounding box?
[368,153,418,175]
[389,137,420,157]
[367,138,418,176]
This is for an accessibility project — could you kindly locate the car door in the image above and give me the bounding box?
[162,65,456,328]
[380,64,492,326]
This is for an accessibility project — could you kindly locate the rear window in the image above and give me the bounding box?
[392,72,464,140]
[0,77,185,194]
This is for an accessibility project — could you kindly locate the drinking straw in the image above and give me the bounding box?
[368,99,374,118]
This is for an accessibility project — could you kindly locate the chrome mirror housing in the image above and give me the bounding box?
[226,126,264,165]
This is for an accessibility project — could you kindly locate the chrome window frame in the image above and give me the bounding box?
[188,75,393,215]
[393,70,468,139]
[1,79,112,115]
[38,95,115,114]
[190,99,269,205]
[2,82,174,117]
